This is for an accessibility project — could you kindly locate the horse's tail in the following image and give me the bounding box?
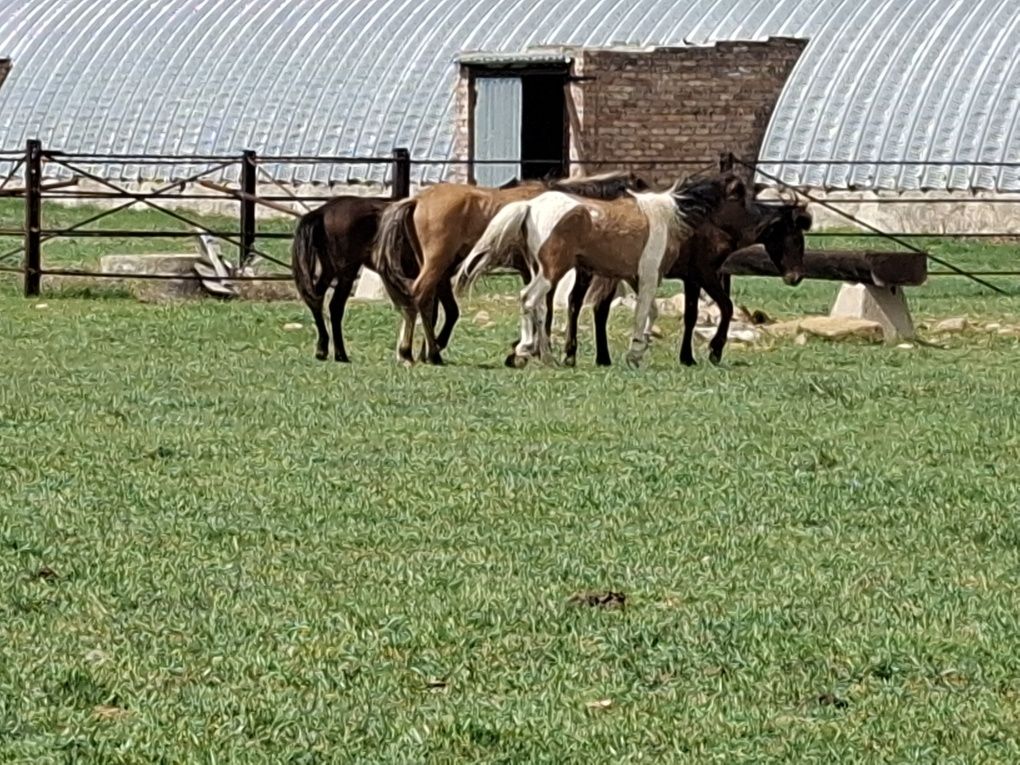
[291,211,330,309]
[586,275,621,308]
[372,198,419,310]
[454,201,532,295]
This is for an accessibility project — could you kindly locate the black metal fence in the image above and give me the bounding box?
[0,141,1018,298]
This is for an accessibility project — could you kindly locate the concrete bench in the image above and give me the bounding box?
[723,247,928,341]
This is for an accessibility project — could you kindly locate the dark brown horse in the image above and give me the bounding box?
[291,195,464,362]
[562,200,812,367]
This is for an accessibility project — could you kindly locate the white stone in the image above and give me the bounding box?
[100,253,206,300]
[794,333,809,346]
[473,310,491,326]
[897,342,914,350]
[934,317,968,333]
[352,268,388,301]
[730,329,760,343]
[34,303,48,309]
[283,322,303,331]
[656,293,686,317]
[801,316,885,343]
[829,283,915,342]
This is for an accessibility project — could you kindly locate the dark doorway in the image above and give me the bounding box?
[520,74,567,180]
[466,61,569,185]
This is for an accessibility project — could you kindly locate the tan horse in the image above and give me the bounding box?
[454,173,751,368]
[372,173,646,365]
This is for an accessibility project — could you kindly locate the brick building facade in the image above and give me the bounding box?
[453,37,806,189]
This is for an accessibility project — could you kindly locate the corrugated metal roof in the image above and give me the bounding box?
[0,0,1019,189]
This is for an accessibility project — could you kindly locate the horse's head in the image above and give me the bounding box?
[755,201,812,286]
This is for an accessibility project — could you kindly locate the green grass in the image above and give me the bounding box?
[2,204,1020,761]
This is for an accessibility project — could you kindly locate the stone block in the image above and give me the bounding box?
[100,254,205,301]
[829,283,915,342]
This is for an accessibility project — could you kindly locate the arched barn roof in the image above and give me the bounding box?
[1,0,1019,190]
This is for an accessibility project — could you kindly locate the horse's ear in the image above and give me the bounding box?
[724,175,746,200]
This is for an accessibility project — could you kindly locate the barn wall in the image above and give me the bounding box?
[569,38,807,188]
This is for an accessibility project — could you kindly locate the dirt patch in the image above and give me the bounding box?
[568,591,626,609]
[34,565,59,581]
[92,704,130,721]
[816,692,849,709]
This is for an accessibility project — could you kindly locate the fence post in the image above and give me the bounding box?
[239,149,257,270]
[23,139,42,298]
[392,148,411,200]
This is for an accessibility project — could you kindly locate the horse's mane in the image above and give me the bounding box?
[750,199,813,231]
[547,171,649,200]
[669,175,738,225]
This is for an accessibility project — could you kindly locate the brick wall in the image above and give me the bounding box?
[570,38,806,188]
[452,38,805,188]
[449,65,471,183]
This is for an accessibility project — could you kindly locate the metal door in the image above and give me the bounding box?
[473,77,522,187]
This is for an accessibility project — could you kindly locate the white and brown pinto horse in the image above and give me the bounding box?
[372,172,646,366]
[455,173,750,368]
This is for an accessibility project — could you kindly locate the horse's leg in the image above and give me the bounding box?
[625,273,659,367]
[593,291,613,367]
[563,268,594,367]
[508,264,533,357]
[394,309,417,365]
[328,272,356,363]
[411,260,448,366]
[435,279,460,351]
[508,278,538,367]
[644,298,659,344]
[417,296,441,362]
[307,293,330,361]
[679,279,700,367]
[701,276,734,366]
[536,280,556,363]
[507,272,553,367]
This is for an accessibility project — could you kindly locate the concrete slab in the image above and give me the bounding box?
[829,282,915,342]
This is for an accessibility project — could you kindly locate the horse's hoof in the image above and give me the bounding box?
[505,353,528,369]
[399,359,414,369]
[680,356,697,367]
[315,350,329,361]
[334,352,350,363]
[625,352,642,368]
[596,356,612,368]
[427,353,445,366]
[709,351,723,366]
[563,355,576,368]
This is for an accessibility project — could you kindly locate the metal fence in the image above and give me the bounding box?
[0,141,1017,298]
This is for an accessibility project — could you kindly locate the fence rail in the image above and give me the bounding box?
[1,142,1018,298]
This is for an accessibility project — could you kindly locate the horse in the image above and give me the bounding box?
[454,173,752,368]
[561,201,813,367]
[291,195,463,362]
[372,172,647,366]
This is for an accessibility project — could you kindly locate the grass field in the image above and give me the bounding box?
[3,203,1020,762]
